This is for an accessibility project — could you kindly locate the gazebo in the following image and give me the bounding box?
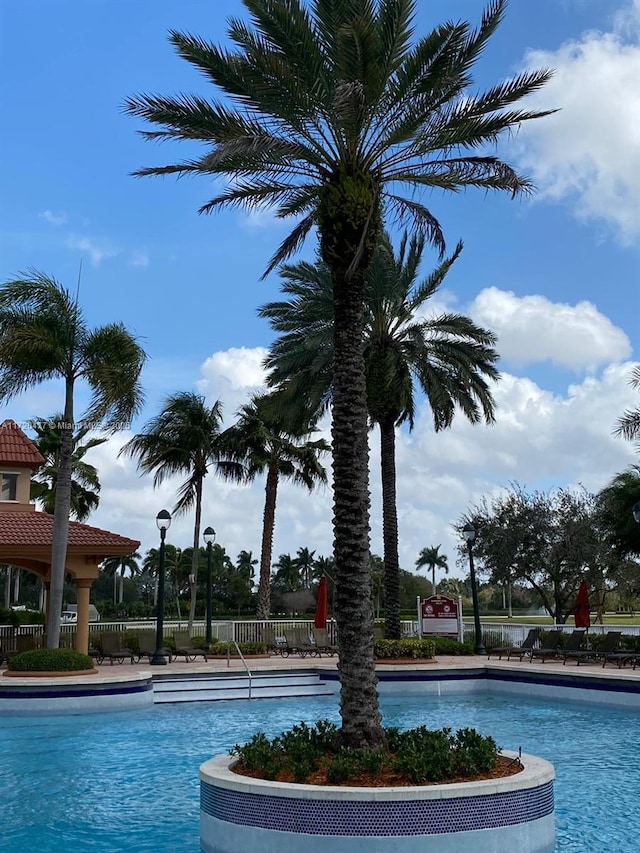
[0,419,140,654]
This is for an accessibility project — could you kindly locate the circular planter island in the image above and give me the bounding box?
[200,750,555,853]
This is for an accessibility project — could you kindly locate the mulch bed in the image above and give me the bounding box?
[235,754,522,787]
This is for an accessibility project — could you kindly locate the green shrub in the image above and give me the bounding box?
[231,719,498,786]
[8,648,93,672]
[374,638,436,659]
[326,750,357,784]
[430,637,473,656]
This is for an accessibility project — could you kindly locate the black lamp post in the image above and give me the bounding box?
[463,522,486,656]
[150,509,172,666]
[203,526,216,646]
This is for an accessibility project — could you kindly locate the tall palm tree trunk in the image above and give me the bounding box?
[188,478,203,632]
[379,418,401,639]
[331,266,382,747]
[48,384,74,648]
[256,464,278,619]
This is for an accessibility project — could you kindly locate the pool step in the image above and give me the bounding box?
[151,670,334,703]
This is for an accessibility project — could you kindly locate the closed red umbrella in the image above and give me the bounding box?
[574,579,591,628]
[314,575,328,628]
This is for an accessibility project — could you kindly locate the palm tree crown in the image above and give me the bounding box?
[124,0,552,746]
[29,415,107,522]
[416,544,449,595]
[615,365,640,444]
[0,270,146,647]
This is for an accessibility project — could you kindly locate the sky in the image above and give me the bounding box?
[0,0,638,582]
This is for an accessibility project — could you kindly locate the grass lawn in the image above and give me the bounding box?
[473,614,640,626]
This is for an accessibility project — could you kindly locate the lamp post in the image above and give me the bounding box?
[203,526,216,646]
[463,522,486,656]
[151,509,172,665]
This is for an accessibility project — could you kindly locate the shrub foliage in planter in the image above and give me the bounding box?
[374,638,436,659]
[232,719,501,786]
[8,648,94,672]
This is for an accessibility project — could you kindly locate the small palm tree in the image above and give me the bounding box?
[260,231,498,638]
[124,0,552,746]
[120,392,243,631]
[0,270,146,647]
[102,552,141,604]
[293,546,317,589]
[236,549,258,583]
[29,415,107,522]
[220,392,329,619]
[416,545,449,595]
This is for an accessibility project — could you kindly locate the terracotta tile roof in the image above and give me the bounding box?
[0,511,140,552]
[0,420,45,467]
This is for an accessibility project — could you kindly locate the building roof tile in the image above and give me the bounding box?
[0,511,139,552]
[0,420,45,467]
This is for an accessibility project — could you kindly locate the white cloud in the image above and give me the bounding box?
[197,346,269,417]
[471,287,631,370]
[39,209,67,226]
[66,234,119,266]
[129,250,149,268]
[239,207,281,230]
[514,1,640,241]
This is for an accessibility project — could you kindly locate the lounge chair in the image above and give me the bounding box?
[488,628,539,661]
[550,629,587,664]
[4,632,40,663]
[563,630,621,666]
[529,629,564,662]
[282,628,318,657]
[136,629,158,663]
[601,637,638,669]
[312,627,338,656]
[171,630,208,662]
[100,631,136,665]
[262,625,286,655]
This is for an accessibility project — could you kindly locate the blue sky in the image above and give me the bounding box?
[0,0,638,577]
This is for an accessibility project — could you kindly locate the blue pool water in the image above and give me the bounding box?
[1,691,639,853]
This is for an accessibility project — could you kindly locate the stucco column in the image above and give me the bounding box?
[75,578,93,655]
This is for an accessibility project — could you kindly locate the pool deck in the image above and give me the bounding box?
[4,652,638,681]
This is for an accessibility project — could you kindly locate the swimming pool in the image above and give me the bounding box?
[2,691,638,853]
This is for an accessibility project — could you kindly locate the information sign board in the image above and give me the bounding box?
[418,594,461,638]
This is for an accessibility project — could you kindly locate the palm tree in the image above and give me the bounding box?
[272,553,301,592]
[0,270,146,647]
[221,392,329,620]
[293,546,316,589]
[124,0,552,746]
[596,466,640,559]
[236,549,258,584]
[102,552,141,604]
[260,232,497,638]
[29,415,107,522]
[615,365,640,444]
[120,392,242,631]
[415,545,449,595]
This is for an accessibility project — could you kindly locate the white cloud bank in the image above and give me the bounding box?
[471,287,631,370]
[514,1,640,241]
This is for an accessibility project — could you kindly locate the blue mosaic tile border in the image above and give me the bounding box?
[201,780,553,836]
[0,681,152,700]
